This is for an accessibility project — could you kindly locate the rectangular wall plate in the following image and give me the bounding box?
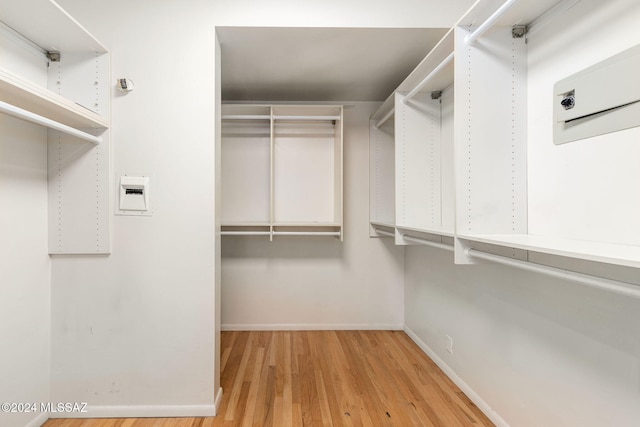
[115,172,153,216]
[554,43,640,144]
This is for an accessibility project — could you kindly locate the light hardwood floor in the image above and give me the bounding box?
[44,330,493,427]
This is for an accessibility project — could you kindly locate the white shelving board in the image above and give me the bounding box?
[452,0,640,269]
[1,0,111,254]
[458,233,640,269]
[395,91,442,237]
[221,111,271,224]
[1,0,108,54]
[369,29,456,242]
[221,104,343,240]
[369,116,395,237]
[273,106,341,225]
[397,225,455,238]
[0,68,108,130]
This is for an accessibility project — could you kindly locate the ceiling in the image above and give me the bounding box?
[217,27,448,102]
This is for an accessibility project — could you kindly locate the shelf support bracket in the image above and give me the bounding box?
[512,25,528,39]
[46,51,61,62]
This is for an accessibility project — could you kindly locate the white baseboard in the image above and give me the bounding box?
[214,387,223,415]
[48,404,217,419]
[222,323,403,331]
[403,326,511,427]
[26,412,49,427]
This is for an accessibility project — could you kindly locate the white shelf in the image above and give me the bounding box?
[459,234,640,269]
[221,222,271,227]
[451,0,640,270]
[456,0,568,30]
[371,29,454,127]
[1,0,111,254]
[221,104,343,240]
[0,68,108,130]
[370,30,456,241]
[396,225,455,238]
[370,221,396,229]
[273,222,341,227]
[222,115,270,120]
[1,0,108,54]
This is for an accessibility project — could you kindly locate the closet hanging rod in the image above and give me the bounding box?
[374,228,395,238]
[273,115,341,121]
[273,231,341,237]
[465,248,640,299]
[374,108,395,129]
[404,52,455,103]
[464,0,522,45]
[0,100,102,144]
[402,235,454,252]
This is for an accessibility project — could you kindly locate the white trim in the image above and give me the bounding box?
[26,412,50,427]
[214,387,224,416]
[49,404,217,419]
[403,326,511,427]
[222,323,404,331]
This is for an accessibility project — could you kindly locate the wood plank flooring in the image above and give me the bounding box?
[44,330,493,427]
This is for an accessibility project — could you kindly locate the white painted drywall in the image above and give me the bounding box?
[405,1,640,426]
[50,0,218,416]
[221,102,405,330]
[0,116,50,427]
[405,245,640,427]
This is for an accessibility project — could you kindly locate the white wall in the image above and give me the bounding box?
[222,102,405,330]
[0,33,51,427]
[405,1,640,426]
[52,0,475,418]
[0,117,50,427]
[405,246,640,427]
[51,0,219,417]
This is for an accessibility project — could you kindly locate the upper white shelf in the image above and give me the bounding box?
[459,233,640,269]
[0,68,108,130]
[397,225,456,238]
[372,29,455,122]
[457,0,566,29]
[1,0,107,54]
[222,115,271,120]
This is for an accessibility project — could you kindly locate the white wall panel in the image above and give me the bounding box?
[405,244,640,427]
[0,115,50,427]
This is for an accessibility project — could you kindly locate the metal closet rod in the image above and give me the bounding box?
[402,234,454,252]
[374,108,395,129]
[273,115,341,121]
[221,231,341,237]
[464,0,522,45]
[0,100,102,144]
[465,248,640,299]
[374,228,395,238]
[404,52,455,103]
